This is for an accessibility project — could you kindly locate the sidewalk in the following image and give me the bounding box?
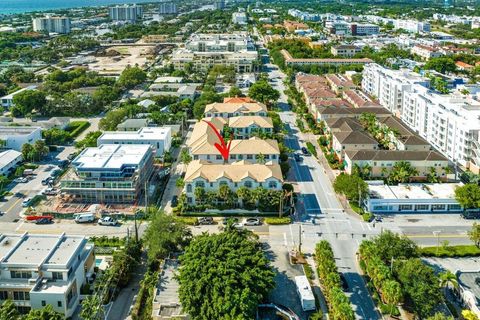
[107,252,148,320]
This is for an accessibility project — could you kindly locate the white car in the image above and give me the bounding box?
[22,198,32,207]
[14,177,28,183]
[98,217,118,226]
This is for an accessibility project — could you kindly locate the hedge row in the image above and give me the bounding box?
[66,121,91,138]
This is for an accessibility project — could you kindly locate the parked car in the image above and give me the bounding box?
[301,147,309,155]
[42,188,58,196]
[98,216,118,226]
[14,177,28,183]
[41,178,52,185]
[75,213,95,223]
[22,198,32,207]
[293,153,302,162]
[67,153,77,161]
[244,217,262,226]
[198,217,214,225]
[374,215,383,222]
[171,195,178,207]
[0,211,5,216]
[35,217,53,225]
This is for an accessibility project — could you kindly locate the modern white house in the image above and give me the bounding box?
[97,127,172,157]
[363,181,463,214]
[0,86,37,109]
[0,150,22,176]
[0,233,95,316]
[0,126,42,151]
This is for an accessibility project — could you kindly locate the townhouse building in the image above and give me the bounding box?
[61,144,154,203]
[325,74,357,94]
[184,160,283,204]
[190,137,280,164]
[228,116,273,139]
[281,49,373,67]
[0,233,94,317]
[204,101,268,118]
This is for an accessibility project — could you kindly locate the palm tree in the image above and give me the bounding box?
[256,153,266,164]
[236,186,251,207]
[382,280,402,314]
[362,164,372,179]
[427,167,440,183]
[194,187,206,205]
[439,270,458,296]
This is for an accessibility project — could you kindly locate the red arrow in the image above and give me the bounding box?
[203,120,232,162]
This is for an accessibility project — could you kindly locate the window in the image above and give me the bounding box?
[186,184,192,192]
[268,181,277,189]
[10,271,31,279]
[41,301,46,307]
[0,291,8,300]
[52,272,63,280]
[216,155,222,160]
[247,154,253,159]
[448,204,461,210]
[415,204,429,211]
[230,155,236,160]
[195,181,205,188]
[399,204,412,211]
[244,181,252,188]
[58,301,62,307]
[219,181,228,186]
[431,204,446,211]
[13,291,29,301]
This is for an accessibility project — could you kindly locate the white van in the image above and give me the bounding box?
[75,213,95,223]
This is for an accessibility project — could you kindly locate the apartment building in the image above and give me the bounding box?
[364,63,480,173]
[411,44,443,60]
[403,86,480,173]
[109,5,143,22]
[61,144,154,203]
[232,12,247,25]
[0,127,42,151]
[204,101,267,118]
[32,16,71,34]
[331,45,362,58]
[281,50,373,67]
[159,0,177,14]
[172,33,258,73]
[97,127,172,157]
[362,63,430,116]
[394,20,430,33]
[0,150,22,176]
[184,160,282,204]
[350,23,379,36]
[0,233,94,316]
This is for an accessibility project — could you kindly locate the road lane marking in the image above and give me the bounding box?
[283,232,287,247]
[6,197,23,213]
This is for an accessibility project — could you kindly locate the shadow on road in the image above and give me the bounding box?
[343,271,380,320]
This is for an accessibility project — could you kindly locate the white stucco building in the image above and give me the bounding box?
[0,126,42,151]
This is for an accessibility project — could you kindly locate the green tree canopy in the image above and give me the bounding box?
[424,57,457,74]
[333,173,368,202]
[12,90,47,117]
[455,184,480,209]
[178,228,275,320]
[248,80,280,107]
[117,65,147,89]
[144,211,192,262]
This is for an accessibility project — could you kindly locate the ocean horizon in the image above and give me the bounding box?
[0,0,159,15]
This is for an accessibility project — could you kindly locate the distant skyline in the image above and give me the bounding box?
[1,0,158,15]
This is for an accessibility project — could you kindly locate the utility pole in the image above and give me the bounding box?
[298,224,302,253]
[279,192,283,218]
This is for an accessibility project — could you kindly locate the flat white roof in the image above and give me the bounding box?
[74,144,151,170]
[0,126,41,137]
[0,233,87,267]
[0,150,21,168]
[368,182,461,200]
[98,127,171,142]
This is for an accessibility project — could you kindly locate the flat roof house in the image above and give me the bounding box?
[61,144,154,203]
[0,86,37,108]
[97,127,172,157]
[0,126,42,151]
[0,150,22,176]
[0,233,94,317]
